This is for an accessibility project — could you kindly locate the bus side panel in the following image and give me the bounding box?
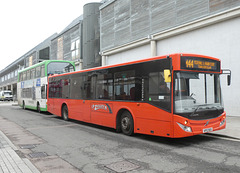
[68,99,91,122]
[90,101,115,128]
[135,118,172,137]
[47,98,54,114]
[129,103,172,137]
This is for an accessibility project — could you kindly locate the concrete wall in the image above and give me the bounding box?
[100,0,240,52]
[106,44,151,65]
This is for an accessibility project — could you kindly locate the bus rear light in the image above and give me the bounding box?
[220,119,225,127]
[177,122,192,132]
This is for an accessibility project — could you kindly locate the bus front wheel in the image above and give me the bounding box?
[62,105,69,121]
[121,111,134,136]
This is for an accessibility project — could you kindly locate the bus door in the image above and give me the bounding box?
[82,75,93,122]
[90,73,114,127]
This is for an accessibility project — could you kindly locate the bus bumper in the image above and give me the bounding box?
[173,112,226,138]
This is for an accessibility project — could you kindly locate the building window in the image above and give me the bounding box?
[29,56,33,66]
[71,39,80,61]
[39,47,50,60]
[57,37,63,60]
[15,70,18,77]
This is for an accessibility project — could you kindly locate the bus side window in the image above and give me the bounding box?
[31,68,36,79]
[19,73,23,82]
[83,75,92,99]
[41,65,45,77]
[70,76,83,99]
[36,66,41,78]
[148,72,171,111]
[41,85,46,99]
[96,72,113,100]
[114,70,137,101]
[23,72,26,81]
[62,78,70,99]
[26,70,30,80]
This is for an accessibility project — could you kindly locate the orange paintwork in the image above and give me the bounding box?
[47,53,225,138]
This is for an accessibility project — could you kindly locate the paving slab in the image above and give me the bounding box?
[0,131,40,173]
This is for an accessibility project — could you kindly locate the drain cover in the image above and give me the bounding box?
[19,144,36,149]
[28,152,47,158]
[15,150,26,158]
[105,160,140,173]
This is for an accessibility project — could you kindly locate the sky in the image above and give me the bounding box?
[0,0,101,71]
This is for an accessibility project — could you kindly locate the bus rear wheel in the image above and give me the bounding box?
[62,105,69,121]
[121,111,134,136]
[23,101,25,109]
[37,102,41,113]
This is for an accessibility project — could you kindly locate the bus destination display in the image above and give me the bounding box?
[181,56,220,72]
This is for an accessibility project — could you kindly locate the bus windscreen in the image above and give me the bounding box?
[47,62,75,75]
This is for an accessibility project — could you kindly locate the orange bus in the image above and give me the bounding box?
[47,53,230,138]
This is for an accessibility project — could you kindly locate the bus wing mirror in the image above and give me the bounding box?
[222,69,231,86]
[227,75,231,86]
[164,69,171,83]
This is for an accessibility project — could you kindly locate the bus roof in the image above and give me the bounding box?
[48,53,220,78]
[18,60,75,73]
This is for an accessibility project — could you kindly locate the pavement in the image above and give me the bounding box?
[209,116,240,140]
[0,130,40,173]
[0,101,239,172]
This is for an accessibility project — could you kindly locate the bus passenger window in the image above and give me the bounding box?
[23,72,26,81]
[31,69,36,79]
[114,70,138,101]
[148,72,171,111]
[36,66,41,78]
[41,85,46,99]
[26,70,30,80]
[96,73,113,100]
[19,73,23,82]
[41,65,45,77]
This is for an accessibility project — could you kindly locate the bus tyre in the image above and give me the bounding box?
[62,105,69,121]
[23,101,25,109]
[37,103,41,113]
[121,111,134,136]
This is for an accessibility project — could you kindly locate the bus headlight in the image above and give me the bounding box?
[220,119,225,127]
[177,122,192,132]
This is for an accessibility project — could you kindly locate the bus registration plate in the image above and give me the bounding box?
[203,127,213,133]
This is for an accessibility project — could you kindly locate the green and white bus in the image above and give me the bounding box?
[17,60,75,112]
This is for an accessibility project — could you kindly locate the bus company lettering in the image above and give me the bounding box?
[92,104,107,111]
[91,103,113,113]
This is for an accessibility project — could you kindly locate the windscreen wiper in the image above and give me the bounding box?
[209,105,223,115]
[189,104,206,117]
